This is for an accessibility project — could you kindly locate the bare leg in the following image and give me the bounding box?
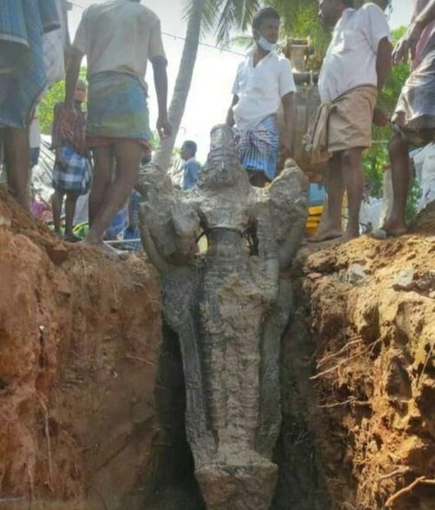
[0,129,4,181]
[64,192,81,241]
[4,127,30,210]
[310,153,344,242]
[51,190,65,235]
[383,131,410,236]
[341,147,364,242]
[85,140,142,248]
[89,146,114,227]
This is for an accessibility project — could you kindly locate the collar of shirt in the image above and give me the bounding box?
[247,49,277,67]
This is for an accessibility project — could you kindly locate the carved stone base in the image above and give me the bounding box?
[196,462,278,510]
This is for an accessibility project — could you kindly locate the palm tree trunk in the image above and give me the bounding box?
[154,0,207,171]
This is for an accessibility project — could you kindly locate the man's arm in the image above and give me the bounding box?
[281,92,295,156]
[226,95,239,127]
[393,0,435,63]
[61,0,71,69]
[151,56,171,139]
[415,0,435,27]
[62,48,83,137]
[64,49,82,109]
[51,104,66,165]
[373,36,393,127]
[376,37,392,92]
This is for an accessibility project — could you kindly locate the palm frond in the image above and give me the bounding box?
[184,0,325,48]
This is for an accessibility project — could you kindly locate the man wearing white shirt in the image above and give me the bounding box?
[227,8,297,187]
[309,0,392,242]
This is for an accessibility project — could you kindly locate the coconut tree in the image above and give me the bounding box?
[153,0,207,170]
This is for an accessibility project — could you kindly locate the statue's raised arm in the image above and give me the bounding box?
[137,164,200,271]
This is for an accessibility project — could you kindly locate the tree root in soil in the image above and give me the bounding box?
[385,477,435,508]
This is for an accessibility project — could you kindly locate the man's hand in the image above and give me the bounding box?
[61,105,76,139]
[226,108,235,127]
[157,116,172,139]
[55,148,67,169]
[280,128,293,158]
[372,107,390,127]
[393,21,425,64]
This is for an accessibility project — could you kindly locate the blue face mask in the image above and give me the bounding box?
[258,36,278,53]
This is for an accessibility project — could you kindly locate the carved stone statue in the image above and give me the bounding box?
[138,125,308,510]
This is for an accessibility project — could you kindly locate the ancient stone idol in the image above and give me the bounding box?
[138,125,308,510]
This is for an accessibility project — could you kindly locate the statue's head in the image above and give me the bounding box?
[199,125,250,191]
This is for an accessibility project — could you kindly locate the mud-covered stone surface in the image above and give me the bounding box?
[284,203,435,510]
[0,189,162,510]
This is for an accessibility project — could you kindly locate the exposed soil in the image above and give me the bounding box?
[284,203,435,510]
[0,189,162,510]
[1,185,434,510]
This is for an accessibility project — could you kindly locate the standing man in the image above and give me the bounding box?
[64,0,171,254]
[382,0,435,236]
[227,7,297,188]
[308,0,391,242]
[0,0,60,209]
[170,141,202,190]
[51,80,90,242]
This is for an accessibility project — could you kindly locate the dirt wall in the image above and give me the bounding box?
[286,205,435,510]
[0,190,162,510]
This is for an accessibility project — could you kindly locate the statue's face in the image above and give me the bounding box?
[202,151,240,188]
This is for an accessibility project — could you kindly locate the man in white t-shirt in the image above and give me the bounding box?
[63,0,171,255]
[227,8,297,187]
[307,0,391,242]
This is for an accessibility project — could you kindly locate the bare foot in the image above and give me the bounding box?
[380,226,408,237]
[380,217,409,238]
[308,229,343,243]
[63,233,82,243]
[340,230,360,243]
[81,239,122,260]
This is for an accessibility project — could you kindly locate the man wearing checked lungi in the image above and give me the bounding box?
[226,7,297,188]
[381,0,435,237]
[63,0,171,255]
